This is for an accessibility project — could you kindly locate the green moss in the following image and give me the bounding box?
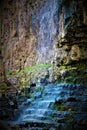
[30,93,34,99]
[15,63,51,88]
[60,65,67,70]
[0,82,8,95]
[0,82,7,88]
[7,71,13,77]
[64,76,77,84]
[54,102,66,111]
[19,63,51,73]
[35,87,41,92]
[58,59,87,84]
[65,112,74,125]
[70,60,87,84]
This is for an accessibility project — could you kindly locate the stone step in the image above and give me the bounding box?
[30,100,55,109]
[24,108,58,115]
[16,118,58,127]
[42,95,56,100]
[22,114,55,122]
[10,120,58,130]
[27,126,47,130]
[11,126,56,130]
[44,83,84,94]
[44,87,62,93]
[43,91,63,96]
[45,110,70,117]
[43,90,76,98]
[55,83,84,90]
[43,88,86,95]
[24,108,71,118]
[55,95,87,102]
[25,108,48,115]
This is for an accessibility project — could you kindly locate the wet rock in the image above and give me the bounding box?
[26,99,33,104]
[3,82,86,130]
[24,87,30,96]
[57,117,65,123]
[66,102,87,112]
[30,83,36,87]
[0,120,12,130]
[66,96,77,102]
[40,77,48,85]
[34,92,42,99]
[60,70,68,79]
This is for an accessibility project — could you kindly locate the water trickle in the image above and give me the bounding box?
[7,82,87,130]
[32,0,59,63]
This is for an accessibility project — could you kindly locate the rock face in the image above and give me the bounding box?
[0,0,58,76]
[0,0,37,75]
[54,0,87,84]
[0,0,87,83]
[55,0,87,65]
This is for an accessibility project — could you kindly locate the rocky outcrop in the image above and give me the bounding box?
[0,0,37,76]
[0,0,87,84]
[0,0,59,78]
[54,0,87,84]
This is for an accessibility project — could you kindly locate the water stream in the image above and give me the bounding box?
[7,82,87,130]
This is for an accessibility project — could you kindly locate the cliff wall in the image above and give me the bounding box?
[0,0,87,83]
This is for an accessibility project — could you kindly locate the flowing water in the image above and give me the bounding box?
[8,83,87,130]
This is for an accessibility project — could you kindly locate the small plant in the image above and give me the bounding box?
[7,71,13,77]
[16,63,51,88]
[65,112,74,125]
[30,93,34,99]
[35,87,41,92]
[0,82,8,95]
[60,65,67,70]
[54,102,66,111]
[19,63,51,73]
